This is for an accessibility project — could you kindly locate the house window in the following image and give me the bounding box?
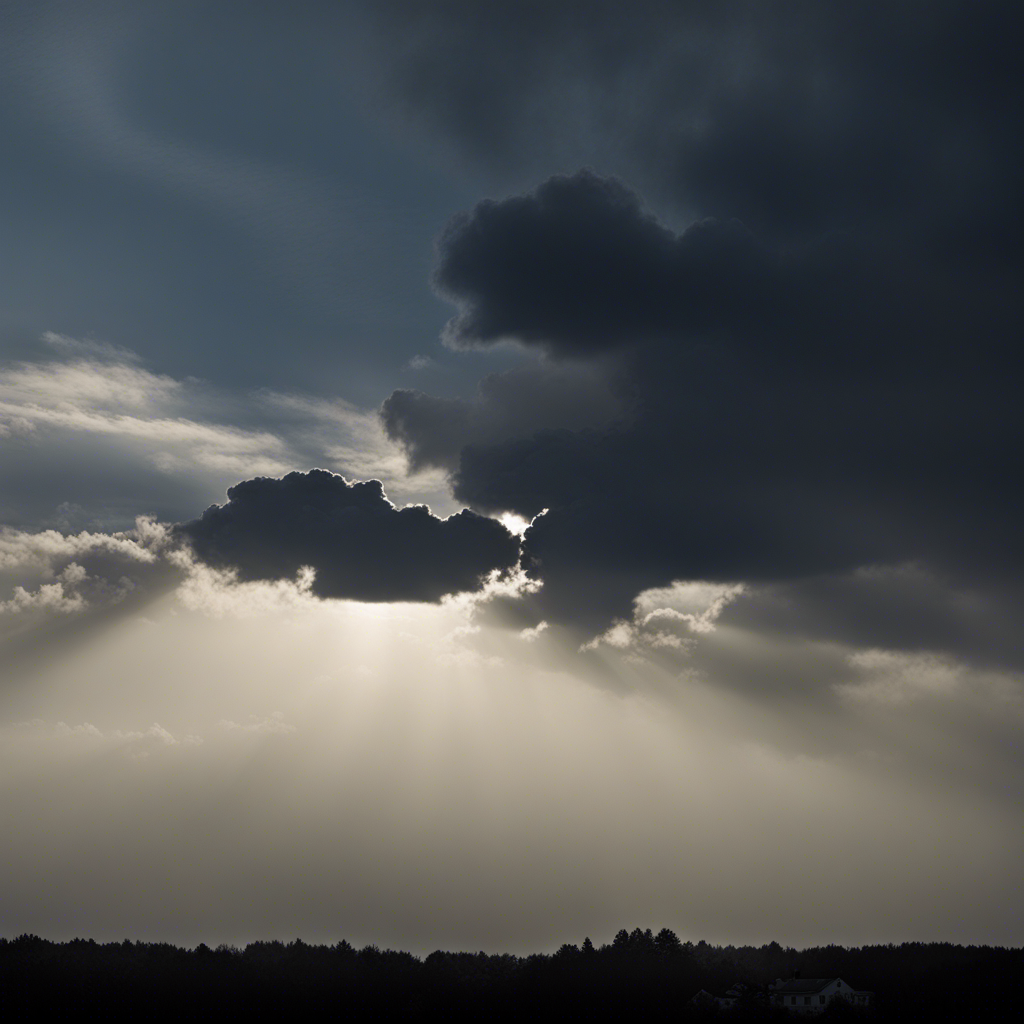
[820,996,826,1004]
[804,996,811,1005]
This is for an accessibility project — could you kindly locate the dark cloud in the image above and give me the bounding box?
[379,390,473,472]
[723,567,1024,675]
[433,169,1016,384]
[433,170,837,361]
[452,388,1022,634]
[380,362,622,472]
[481,449,919,634]
[178,470,519,603]
[194,4,1022,648]
[436,172,683,355]
[370,1,1022,260]
[387,161,1021,636]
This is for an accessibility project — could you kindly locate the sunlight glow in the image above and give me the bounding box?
[2,572,1020,951]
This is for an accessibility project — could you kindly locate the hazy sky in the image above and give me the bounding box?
[1,1,1021,952]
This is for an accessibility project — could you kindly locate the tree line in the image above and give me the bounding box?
[2,928,1020,1019]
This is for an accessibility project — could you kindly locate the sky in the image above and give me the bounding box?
[1,1,1021,953]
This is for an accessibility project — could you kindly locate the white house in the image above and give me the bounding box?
[769,976,871,1013]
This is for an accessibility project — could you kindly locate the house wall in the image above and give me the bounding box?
[781,993,828,1014]
[777,979,854,1014]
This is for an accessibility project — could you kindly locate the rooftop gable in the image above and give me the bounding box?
[773,977,839,995]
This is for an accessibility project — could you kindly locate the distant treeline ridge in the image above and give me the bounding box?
[3,929,1021,1019]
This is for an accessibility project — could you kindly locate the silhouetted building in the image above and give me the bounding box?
[769,976,871,1013]
[691,981,760,1011]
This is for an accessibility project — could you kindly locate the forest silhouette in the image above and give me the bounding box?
[3,929,1020,1018]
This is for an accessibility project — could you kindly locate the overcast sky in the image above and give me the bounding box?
[1,1,1021,953]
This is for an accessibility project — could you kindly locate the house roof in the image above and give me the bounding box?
[773,978,838,994]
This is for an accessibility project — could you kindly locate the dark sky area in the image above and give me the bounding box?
[1,1,1021,951]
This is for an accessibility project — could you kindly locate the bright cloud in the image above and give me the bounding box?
[0,517,163,572]
[582,580,745,652]
[0,338,451,530]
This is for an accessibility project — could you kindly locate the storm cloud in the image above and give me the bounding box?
[1,0,1023,953]
[434,171,862,364]
[380,361,621,472]
[367,1,1021,261]
[178,469,520,603]
[384,164,1022,637]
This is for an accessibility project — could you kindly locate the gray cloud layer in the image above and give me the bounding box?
[367,1,1021,258]
[383,167,1020,637]
[368,2,1020,651]
[2,0,1022,951]
[381,361,622,472]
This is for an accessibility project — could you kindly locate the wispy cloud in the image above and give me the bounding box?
[221,712,297,736]
[0,336,445,529]
[838,650,967,705]
[0,517,163,572]
[0,354,289,474]
[519,620,548,642]
[2,718,203,759]
[9,5,390,313]
[0,564,87,615]
[255,389,451,510]
[40,330,141,363]
[582,581,745,652]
